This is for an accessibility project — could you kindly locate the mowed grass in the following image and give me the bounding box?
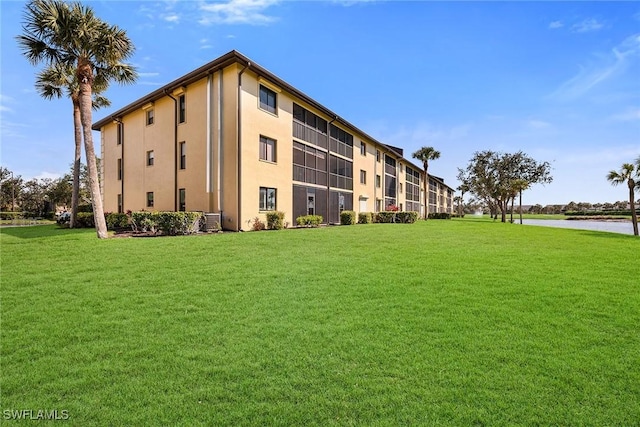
[1,221,638,426]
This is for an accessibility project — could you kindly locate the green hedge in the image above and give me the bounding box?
[358,212,372,224]
[266,211,285,230]
[105,212,129,229]
[131,211,202,235]
[0,212,24,220]
[428,212,452,220]
[565,210,633,216]
[75,212,95,228]
[396,211,419,223]
[375,212,396,223]
[340,210,356,225]
[296,215,323,227]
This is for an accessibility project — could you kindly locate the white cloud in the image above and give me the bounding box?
[550,33,640,100]
[549,21,563,29]
[610,108,640,122]
[138,72,160,78]
[34,171,62,181]
[198,0,280,25]
[572,18,604,33]
[526,119,552,129]
[0,94,14,113]
[164,13,180,23]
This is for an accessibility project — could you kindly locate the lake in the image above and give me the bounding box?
[521,219,636,236]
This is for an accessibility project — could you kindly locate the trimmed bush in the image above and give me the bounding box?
[296,215,323,227]
[340,210,356,225]
[375,211,396,223]
[131,212,158,233]
[0,212,24,220]
[76,212,95,228]
[266,211,285,230]
[428,212,452,220]
[565,210,633,217]
[105,212,129,229]
[396,211,419,223]
[358,212,372,224]
[157,212,202,235]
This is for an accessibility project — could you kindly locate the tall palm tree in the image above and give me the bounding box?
[35,63,110,228]
[606,163,638,236]
[17,0,136,238]
[509,178,529,224]
[412,146,441,219]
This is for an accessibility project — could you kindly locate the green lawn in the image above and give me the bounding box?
[1,221,638,425]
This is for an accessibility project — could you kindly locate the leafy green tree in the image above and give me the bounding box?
[17,0,136,238]
[606,163,638,236]
[412,146,441,219]
[458,150,552,223]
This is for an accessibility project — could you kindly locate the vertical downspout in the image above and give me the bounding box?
[237,62,249,231]
[206,73,212,198]
[165,90,178,211]
[217,69,224,215]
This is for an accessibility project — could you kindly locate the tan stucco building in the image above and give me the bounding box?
[93,51,454,231]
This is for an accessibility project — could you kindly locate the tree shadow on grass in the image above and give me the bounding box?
[0,224,88,240]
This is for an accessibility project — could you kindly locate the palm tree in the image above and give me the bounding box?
[457,183,469,217]
[606,163,638,236]
[35,63,110,228]
[509,178,529,224]
[17,0,136,238]
[412,146,441,219]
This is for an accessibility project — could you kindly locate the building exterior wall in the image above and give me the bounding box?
[95,51,454,231]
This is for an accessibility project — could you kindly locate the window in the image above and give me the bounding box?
[259,85,277,114]
[329,155,353,190]
[117,194,122,214]
[376,150,381,162]
[399,183,403,193]
[260,136,276,162]
[146,109,154,126]
[179,189,186,212]
[146,192,154,208]
[360,142,366,156]
[147,150,154,166]
[259,187,276,211]
[116,122,123,145]
[293,141,327,186]
[179,142,186,169]
[376,174,381,188]
[117,158,122,180]
[360,169,367,185]
[178,94,186,123]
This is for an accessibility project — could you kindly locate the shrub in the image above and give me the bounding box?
[131,212,158,234]
[296,215,323,227]
[266,211,285,230]
[340,210,356,225]
[375,211,396,223]
[157,212,202,235]
[76,212,95,228]
[0,212,24,220]
[251,217,266,231]
[358,212,372,224]
[105,212,129,230]
[77,204,93,213]
[396,211,419,223]
[428,212,452,220]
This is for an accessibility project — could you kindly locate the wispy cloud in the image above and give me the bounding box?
[610,107,640,122]
[163,13,180,23]
[199,0,280,25]
[550,33,640,100]
[0,94,14,113]
[526,119,552,129]
[572,18,604,33]
[138,72,160,78]
[548,20,563,30]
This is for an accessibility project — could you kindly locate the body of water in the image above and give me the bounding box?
[521,219,636,235]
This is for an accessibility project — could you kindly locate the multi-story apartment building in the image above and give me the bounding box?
[93,51,454,231]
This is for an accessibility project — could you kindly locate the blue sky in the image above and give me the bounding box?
[1,0,639,205]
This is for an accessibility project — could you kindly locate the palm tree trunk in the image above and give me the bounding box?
[423,168,429,220]
[629,182,639,236]
[510,196,514,223]
[78,62,108,239]
[519,190,523,225]
[70,97,81,228]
